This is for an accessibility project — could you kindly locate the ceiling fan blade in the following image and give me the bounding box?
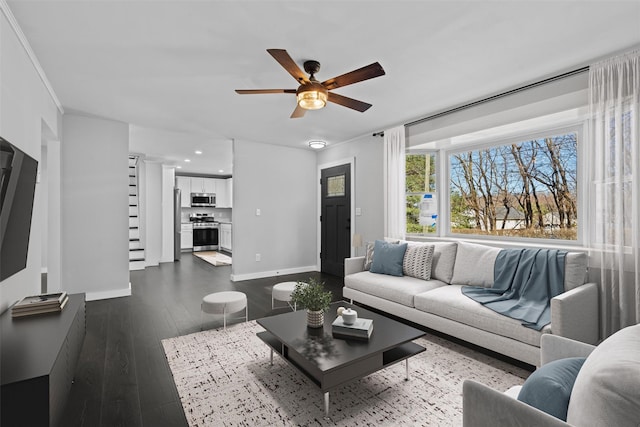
[267,49,310,84]
[235,89,296,94]
[327,92,372,112]
[322,62,385,90]
[290,104,306,119]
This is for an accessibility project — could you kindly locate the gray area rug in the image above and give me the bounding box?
[162,320,529,426]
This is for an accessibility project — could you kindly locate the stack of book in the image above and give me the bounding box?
[331,316,374,341]
[11,292,69,318]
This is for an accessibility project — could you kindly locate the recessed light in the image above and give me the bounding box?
[195,150,202,155]
[219,169,224,173]
[185,159,191,162]
[176,166,182,169]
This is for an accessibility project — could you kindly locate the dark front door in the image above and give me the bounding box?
[321,164,351,276]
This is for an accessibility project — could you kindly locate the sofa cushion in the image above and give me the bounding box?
[428,242,458,283]
[451,242,501,287]
[517,357,586,421]
[414,285,549,346]
[563,252,587,291]
[566,323,640,426]
[345,271,447,307]
[370,240,408,276]
[403,244,435,280]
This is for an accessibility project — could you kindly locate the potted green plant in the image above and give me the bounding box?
[290,278,332,328]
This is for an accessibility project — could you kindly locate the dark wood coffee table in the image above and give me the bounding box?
[256,302,425,416]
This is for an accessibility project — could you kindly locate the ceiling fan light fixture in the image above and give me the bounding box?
[296,82,328,110]
[308,140,326,149]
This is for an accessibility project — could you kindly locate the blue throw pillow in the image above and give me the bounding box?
[369,240,408,277]
[517,357,586,421]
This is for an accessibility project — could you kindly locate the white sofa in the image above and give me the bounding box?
[343,241,599,366]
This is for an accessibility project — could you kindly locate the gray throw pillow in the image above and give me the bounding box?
[403,244,435,280]
[370,240,408,277]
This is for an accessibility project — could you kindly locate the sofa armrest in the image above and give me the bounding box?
[540,334,595,366]
[463,380,570,427]
[344,256,365,276]
[551,282,599,345]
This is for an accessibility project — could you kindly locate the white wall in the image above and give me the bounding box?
[45,136,62,291]
[232,140,317,280]
[61,114,130,300]
[40,144,48,272]
[0,11,60,313]
[317,135,385,250]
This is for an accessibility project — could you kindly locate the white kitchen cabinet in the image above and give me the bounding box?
[226,178,233,208]
[203,178,216,194]
[181,223,193,250]
[220,223,232,252]
[214,178,228,207]
[176,177,191,208]
[190,177,216,194]
[190,177,204,193]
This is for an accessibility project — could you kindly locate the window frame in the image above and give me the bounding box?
[407,122,586,246]
[405,150,438,236]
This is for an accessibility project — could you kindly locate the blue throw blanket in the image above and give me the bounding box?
[461,249,567,330]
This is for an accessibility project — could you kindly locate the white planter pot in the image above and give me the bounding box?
[306,310,324,328]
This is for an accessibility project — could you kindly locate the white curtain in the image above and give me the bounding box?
[383,126,406,239]
[588,49,640,338]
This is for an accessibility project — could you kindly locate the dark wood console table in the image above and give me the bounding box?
[1,293,86,427]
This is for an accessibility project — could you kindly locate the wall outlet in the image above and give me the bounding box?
[355,207,362,216]
[255,253,261,262]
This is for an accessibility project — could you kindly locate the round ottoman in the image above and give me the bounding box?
[272,281,306,311]
[201,291,247,330]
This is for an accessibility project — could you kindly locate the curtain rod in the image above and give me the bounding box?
[371,66,590,137]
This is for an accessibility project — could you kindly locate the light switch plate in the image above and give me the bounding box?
[256,208,261,216]
[355,207,362,216]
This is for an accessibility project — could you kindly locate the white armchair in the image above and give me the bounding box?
[463,325,640,427]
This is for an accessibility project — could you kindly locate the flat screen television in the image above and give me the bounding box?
[1,137,38,282]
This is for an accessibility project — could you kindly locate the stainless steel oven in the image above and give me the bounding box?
[192,222,219,251]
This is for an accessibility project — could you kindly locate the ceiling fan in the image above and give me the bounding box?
[235,49,385,118]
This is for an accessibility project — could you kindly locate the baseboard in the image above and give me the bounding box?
[231,265,318,282]
[86,282,132,301]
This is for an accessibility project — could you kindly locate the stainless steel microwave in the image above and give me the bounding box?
[191,193,216,207]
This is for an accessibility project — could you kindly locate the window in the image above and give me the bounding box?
[449,129,579,240]
[405,152,437,235]
[326,175,345,197]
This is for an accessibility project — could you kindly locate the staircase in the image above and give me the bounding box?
[129,156,145,270]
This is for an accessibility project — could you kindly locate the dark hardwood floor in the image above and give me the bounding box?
[59,253,344,427]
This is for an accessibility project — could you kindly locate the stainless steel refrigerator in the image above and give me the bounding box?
[174,188,181,261]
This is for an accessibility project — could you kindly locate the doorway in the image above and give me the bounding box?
[320,163,351,277]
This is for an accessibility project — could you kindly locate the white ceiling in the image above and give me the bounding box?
[7,1,640,174]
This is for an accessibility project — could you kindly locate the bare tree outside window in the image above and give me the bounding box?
[449,131,578,240]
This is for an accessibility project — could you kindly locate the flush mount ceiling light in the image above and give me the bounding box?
[308,140,326,149]
[184,159,191,162]
[195,150,203,155]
